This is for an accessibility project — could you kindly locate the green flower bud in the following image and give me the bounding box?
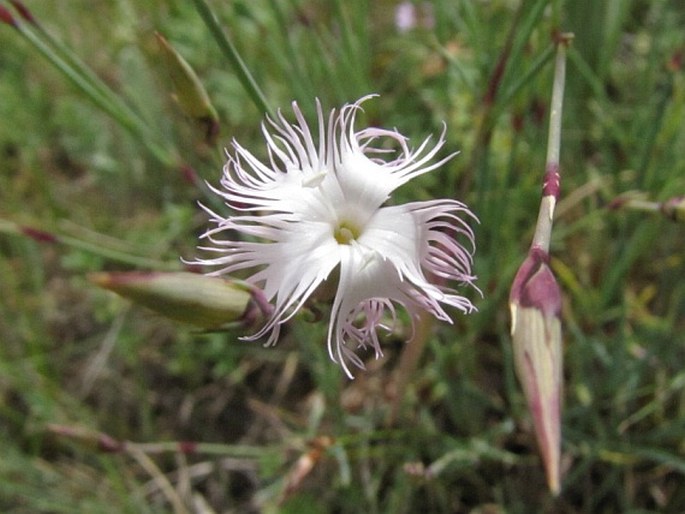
[90,271,261,329]
[156,32,220,144]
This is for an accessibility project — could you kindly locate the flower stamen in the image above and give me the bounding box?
[334,221,361,244]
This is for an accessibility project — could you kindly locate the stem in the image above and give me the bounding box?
[531,36,571,253]
[15,23,175,167]
[0,218,179,270]
[546,42,568,167]
[190,0,273,118]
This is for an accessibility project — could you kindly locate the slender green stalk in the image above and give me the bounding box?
[531,38,570,252]
[25,16,152,136]
[58,234,179,270]
[130,441,267,457]
[190,0,273,118]
[0,218,179,270]
[545,43,567,167]
[15,22,175,167]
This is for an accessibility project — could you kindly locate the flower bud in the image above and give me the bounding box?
[509,247,563,495]
[90,271,258,329]
[155,32,220,144]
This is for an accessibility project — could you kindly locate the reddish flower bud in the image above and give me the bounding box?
[509,246,563,495]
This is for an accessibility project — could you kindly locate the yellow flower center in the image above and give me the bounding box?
[334,221,361,244]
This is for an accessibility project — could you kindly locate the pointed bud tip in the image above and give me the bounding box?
[548,471,561,496]
[156,31,219,128]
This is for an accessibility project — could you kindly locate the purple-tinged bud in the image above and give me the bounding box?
[8,1,36,24]
[0,5,18,27]
[661,196,685,223]
[509,246,563,495]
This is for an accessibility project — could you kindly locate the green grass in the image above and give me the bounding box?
[1,0,684,512]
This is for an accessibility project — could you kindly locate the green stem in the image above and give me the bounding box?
[0,218,179,270]
[190,0,273,118]
[130,441,267,457]
[545,42,567,167]
[531,37,570,253]
[58,234,179,270]
[16,23,175,167]
[31,21,152,135]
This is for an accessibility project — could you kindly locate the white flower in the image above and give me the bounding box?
[194,95,478,377]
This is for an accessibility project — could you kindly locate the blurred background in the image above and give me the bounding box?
[1,0,684,512]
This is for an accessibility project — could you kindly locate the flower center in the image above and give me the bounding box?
[334,220,361,245]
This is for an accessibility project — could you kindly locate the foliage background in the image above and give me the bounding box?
[1,0,684,512]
